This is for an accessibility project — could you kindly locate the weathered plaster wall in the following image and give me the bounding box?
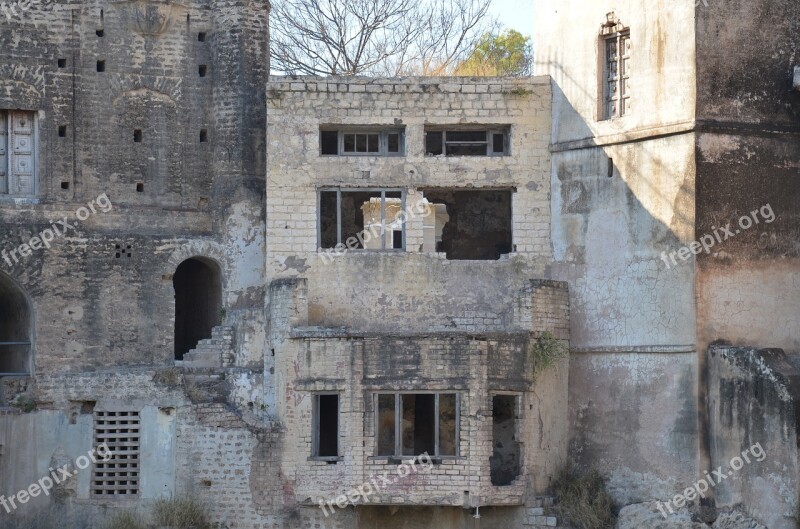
[693,0,800,355]
[707,346,800,529]
[533,0,697,147]
[533,0,700,507]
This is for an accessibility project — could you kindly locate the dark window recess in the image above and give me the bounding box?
[392,230,403,249]
[173,258,222,360]
[58,125,67,137]
[419,189,513,260]
[136,183,144,192]
[377,394,396,456]
[0,272,32,375]
[96,60,105,72]
[320,131,338,155]
[61,182,70,190]
[376,393,457,457]
[319,129,404,156]
[387,133,401,153]
[199,65,207,77]
[57,58,67,68]
[403,393,435,456]
[425,131,443,156]
[490,395,521,486]
[198,32,206,42]
[133,129,142,142]
[425,129,509,156]
[493,133,505,154]
[314,394,339,458]
[319,189,404,250]
[200,129,208,143]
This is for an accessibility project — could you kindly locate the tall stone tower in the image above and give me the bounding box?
[534,0,800,526]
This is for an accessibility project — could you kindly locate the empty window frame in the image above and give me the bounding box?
[418,188,513,260]
[425,128,508,157]
[312,393,340,459]
[0,110,38,196]
[490,394,521,486]
[320,129,405,156]
[319,188,406,250]
[602,28,631,119]
[375,393,458,458]
[92,411,140,496]
[0,272,32,375]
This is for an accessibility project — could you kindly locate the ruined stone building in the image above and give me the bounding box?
[0,0,798,528]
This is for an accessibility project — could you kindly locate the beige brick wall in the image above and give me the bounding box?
[265,77,554,333]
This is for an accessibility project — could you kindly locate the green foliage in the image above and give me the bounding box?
[153,497,211,529]
[11,395,36,413]
[105,511,146,529]
[552,465,617,529]
[530,331,568,374]
[456,29,533,77]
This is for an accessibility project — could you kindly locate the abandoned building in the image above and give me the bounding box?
[0,0,798,528]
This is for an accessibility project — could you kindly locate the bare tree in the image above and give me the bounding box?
[270,0,497,76]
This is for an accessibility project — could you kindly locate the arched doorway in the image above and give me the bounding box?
[0,273,32,374]
[173,257,222,360]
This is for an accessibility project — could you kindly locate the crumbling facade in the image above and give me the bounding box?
[0,0,798,528]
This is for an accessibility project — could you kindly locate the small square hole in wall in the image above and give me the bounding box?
[58,125,67,137]
[57,58,67,68]
[198,32,206,42]
[114,243,132,259]
[61,181,70,190]
[96,60,105,72]
[133,129,142,143]
[96,29,104,37]
[200,129,208,142]
[136,183,144,193]
[198,65,207,77]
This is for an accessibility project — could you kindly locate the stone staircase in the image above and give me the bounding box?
[523,496,559,528]
[177,326,235,368]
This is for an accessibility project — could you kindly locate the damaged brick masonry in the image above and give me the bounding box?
[0,1,799,529]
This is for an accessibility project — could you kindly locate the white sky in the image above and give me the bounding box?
[488,0,535,37]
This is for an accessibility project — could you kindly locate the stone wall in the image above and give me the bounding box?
[0,0,269,524]
[707,345,800,529]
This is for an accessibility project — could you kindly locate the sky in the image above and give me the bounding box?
[488,0,535,38]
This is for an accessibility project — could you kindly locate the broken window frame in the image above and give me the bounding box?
[490,393,522,486]
[0,110,39,197]
[600,26,631,120]
[417,187,515,260]
[320,128,405,157]
[318,187,407,251]
[373,392,461,459]
[424,127,509,157]
[311,392,341,461]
